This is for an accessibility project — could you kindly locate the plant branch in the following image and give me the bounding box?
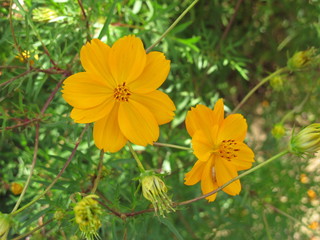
[153,142,192,151]
[12,218,54,240]
[11,124,89,216]
[146,0,199,52]
[127,142,145,172]
[77,0,91,41]
[91,150,104,194]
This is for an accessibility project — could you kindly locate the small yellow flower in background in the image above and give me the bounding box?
[0,212,11,240]
[10,182,23,195]
[270,75,284,91]
[289,123,320,156]
[308,221,319,230]
[307,189,317,200]
[184,99,255,202]
[272,123,286,139]
[140,172,174,216]
[74,195,102,240]
[300,173,309,184]
[15,50,38,66]
[62,35,176,152]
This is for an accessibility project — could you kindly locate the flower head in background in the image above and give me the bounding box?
[74,195,102,240]
[10,182,23,195]
[184,99,255,202]
[62,35,175,152]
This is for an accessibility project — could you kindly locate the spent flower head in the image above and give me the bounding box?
[289,123,320,156]
[140,172,174,216]
[0,213,11,240]
[74,195,102,240]
[287,47,318,70]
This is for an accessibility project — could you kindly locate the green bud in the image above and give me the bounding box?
[272,123,286,139]
[0,213,11,240]
[290,123,320,156]
[140,172,175,217]
[270,76,284,91]
[287,47,318,70]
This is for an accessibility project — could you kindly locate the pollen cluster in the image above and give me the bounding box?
[114,82,131,102]
[217,139,240,161]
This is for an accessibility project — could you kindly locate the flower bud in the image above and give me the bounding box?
[272,123,285,139]
[10,182,23,195]
[74,195,102,240]
[0,213,11,240]
[289,123,320,156]
[287,47,318,70]
[270,76,284,91]
[140,172,175,216]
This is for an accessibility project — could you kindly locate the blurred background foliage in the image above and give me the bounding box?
[1,0,320,239]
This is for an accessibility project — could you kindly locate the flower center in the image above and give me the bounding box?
[216,139,240,161]
[114,82,131,102]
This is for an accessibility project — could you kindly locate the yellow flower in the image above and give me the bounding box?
[307,189,317,200]
[184,99,255,202]
[62,36,175,152]
[308,221,319,230]
[300,173,309,184]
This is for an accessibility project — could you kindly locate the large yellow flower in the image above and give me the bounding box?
[184,99,254,202]
[62,36,175,152]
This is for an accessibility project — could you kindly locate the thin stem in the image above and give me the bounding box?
[12,218,54,240]
[0,69,34,88]
[11,124,89,216]
[153,142,192,151]
[280,93,310,124]
[231,67,289,114]
[145,0,199,52]
[176,150,290,206]
[77,0,91,41]
[40,78,65,115]
[127,142,145,173]
[11,122,40,213]
[91,150,104,194]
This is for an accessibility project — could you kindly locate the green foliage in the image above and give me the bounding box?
[1,0,320,239]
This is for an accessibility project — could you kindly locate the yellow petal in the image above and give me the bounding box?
[184,160,206,185]
[215,158,241,196]
[80,39,116,88]
[192,126,219,161]
[70,98,114,123]
[185,104,216,137]
[218,114,247,142]
[212,99,224,126]
[232,142,255,171]
[201,157,218,202]
[109,35,146,84]
[93,104,127,152]
[130,90,175,125]
[130,51,170,93]
[118,100,159,146]
[62,72,112,109]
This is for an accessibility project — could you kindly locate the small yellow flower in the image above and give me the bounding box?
[62,35,176,152]
[272,123,286,139]
[307,189,317,200]
[140,173,174,216]
[184,99,255,202]
[74,195,102,240]
[10,182,23,195]
[300,173,309,184]
[308,221,319,230]
[15,50,38,65]
[289,123,320,156]
[270,76,284,91]
[0,213,11,240]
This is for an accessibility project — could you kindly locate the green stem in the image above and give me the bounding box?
[91,150,104,194]
[231,67,289,114]
[153,142,192,151]
[145,0,199,52]
[280,93,310,124]
[127,142,145,173]
[11,122,40,213]
[177,149,290,206]
[12,218,54,240]
[11,124,89,216]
